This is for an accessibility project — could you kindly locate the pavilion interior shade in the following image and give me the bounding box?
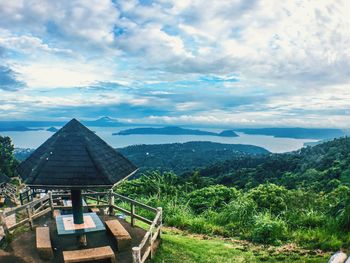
[17,118,137,188]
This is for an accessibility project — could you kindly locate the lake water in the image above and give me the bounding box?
[0,126,317,153]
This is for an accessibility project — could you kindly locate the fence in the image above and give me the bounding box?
[0,190,162,263]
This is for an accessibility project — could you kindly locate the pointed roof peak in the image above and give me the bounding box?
[17,119,137,189]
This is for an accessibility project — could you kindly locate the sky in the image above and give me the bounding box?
[1,0,350,128]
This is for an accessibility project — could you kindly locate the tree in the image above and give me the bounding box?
[0,135,18,177]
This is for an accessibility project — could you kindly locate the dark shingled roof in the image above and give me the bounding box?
[17,118,137,189]
[0,173,10,185]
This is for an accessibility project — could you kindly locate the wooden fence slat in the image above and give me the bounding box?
[112,193,158,212]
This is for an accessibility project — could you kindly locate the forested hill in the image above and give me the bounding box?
[196,136,350,190]
[114,126,238,137]
[14,141,269,174]
[118,141,269,174]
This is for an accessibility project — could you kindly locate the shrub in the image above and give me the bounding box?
[188,185,239,213]
[248,183,289,215]
[215,195,257,229]
[251,213,287,245]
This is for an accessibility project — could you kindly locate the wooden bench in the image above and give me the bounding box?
[36,226,53,260]
[105,220,132,251]
[63,246,116,263]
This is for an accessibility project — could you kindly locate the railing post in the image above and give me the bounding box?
[26,206,33,230]
[0,211,9,236]
[157,207,163,239]
[150,232,153,259]
[132,247,141,263]
[48,191,54,218]
[131,203,135,227]
[109,190,114,216]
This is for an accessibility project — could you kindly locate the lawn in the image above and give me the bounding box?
[152,230,330,263]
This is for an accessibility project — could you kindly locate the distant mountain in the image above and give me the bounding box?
[0,126,42,132]
[114,126,238,137]
[0,120,64,129]
[0,117,125,130]
[46,127,58,132]
[236,127,346,139]
[82,117,125,127]
[118,141,268,174]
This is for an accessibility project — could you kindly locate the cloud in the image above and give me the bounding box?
[0,65,26,91]
[1,0,350,127]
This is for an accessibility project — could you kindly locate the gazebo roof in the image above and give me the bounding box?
[0,173,10,185]
[17,118,137,189]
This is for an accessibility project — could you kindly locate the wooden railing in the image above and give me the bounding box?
[0,190,162,263]
[0,192,52,235]
[0,183,19,205]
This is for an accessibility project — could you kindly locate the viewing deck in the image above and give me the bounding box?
[0,190,162,263]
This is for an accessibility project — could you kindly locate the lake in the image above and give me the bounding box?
[0,126,317,153]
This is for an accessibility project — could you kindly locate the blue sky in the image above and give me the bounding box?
[0,0,350,128]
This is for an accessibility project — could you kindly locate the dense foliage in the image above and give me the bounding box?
[0,135,18,177]
[196,137,350,191]
[117,137,350,250]
[119,141,268,174]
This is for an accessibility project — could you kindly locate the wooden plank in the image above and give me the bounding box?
[139,231,150,249]
[8,218,29,230]
[112,193,158,212]
[32,208,51,220]
[111,205,153,225]
[5,195,49,216]
[141,246,151,263]
[63,246,116,263]
[54,204,108,210]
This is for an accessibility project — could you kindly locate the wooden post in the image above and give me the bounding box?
[109,190,114,216]
[150,232,153,259]
[157,207,163,239]
[132,247,141,263]
[131,203,135,227]
[48,191,54,218]
[0,211,9,236]
[26,206,33,230]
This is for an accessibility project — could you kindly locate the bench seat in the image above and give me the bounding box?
[36,226,53,260]
[63,246,116,263]
[105,220,131,251]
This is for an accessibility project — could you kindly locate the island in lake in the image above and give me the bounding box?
[46,127,59,132]
[114,126,238,137]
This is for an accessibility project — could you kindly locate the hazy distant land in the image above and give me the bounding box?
[114,126,239,137]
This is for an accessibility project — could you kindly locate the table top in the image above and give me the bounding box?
[56,212,105,236]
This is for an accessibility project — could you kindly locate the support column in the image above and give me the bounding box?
[71,189,84,224]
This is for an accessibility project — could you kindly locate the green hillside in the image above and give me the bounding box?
[118,141,269,174]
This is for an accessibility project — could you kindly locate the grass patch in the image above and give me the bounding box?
[152,230,330,263]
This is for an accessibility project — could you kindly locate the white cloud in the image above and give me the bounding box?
[11,60,115,89]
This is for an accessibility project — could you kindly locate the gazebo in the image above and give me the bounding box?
[17,118,138,245]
